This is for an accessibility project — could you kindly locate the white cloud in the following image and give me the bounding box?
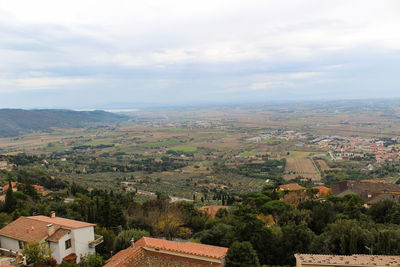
[250,81,294,91]
[0,75,96,92]
[0,0,399,105]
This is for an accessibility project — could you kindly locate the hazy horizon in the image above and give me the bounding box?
[1,0,399,108]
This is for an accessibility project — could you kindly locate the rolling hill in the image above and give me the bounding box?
[0,109,126,137]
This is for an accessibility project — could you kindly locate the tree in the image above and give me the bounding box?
[194,223,235,247]
[21,242,52,266]
[368,199,400,224]
[0,212,12,228]
[260,200,293,222]
[226,241,260,267]
[312,219,374,255]
[95,227,116,258]
[5,181,16,213]
[78,253,104,267]
[114,229,150,252]
[279,223,315,265]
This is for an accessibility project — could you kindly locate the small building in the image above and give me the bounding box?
[0,212,103,264]
[2,182,18,193]
[104,237,228,267]
[279,183,306,192]
[312,186,331,198]
[295,254,400,267]
[2,182,44,194]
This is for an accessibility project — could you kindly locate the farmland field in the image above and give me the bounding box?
[284,157,321,181]
[316,159,338,172]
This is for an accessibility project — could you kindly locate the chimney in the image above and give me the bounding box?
[130,238,135,248]
[50,211,56,218]
[47,224,55,236]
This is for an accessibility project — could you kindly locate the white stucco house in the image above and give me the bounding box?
[0,212,103,264]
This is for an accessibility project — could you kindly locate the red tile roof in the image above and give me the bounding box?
[0,217,60,242]
[47,228,70,242]
[3,182,44,192]
[27,216,95,229]
[0,216,93,243]
[295,254,400,266]
[105,244,146,267]
[312,186,331,194]
[2,182,18,191]
[279,183,306,191]
[105,237,228,267]
[141,237,227,259]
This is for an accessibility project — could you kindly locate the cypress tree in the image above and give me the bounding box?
[5,181,16,213]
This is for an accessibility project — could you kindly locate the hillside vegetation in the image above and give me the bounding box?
[0,109,126,137]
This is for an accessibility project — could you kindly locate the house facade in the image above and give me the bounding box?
[0,212,102,264]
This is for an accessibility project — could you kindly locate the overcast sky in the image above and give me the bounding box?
[0,0,399,108]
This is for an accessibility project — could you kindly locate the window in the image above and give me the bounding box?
[65,239,72,250]
[18,241,24,249]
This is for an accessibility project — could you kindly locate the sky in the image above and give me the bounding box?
[0,0,399,108]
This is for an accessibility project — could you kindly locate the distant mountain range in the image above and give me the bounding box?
[0,109,126,137]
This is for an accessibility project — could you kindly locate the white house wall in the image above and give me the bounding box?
[49,241,61,264]
[72,227,95,263]
[0,236,20,253]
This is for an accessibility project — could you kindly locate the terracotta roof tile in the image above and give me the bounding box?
[280,183,306,191]
[105,245,145,267]
[47,228,70,242]
[2,182,17,191]
[295,254,400,266]
[27,216,95,229]
[313,186,331,194]
[0,216,94,243]
[141,237,228,259]
[0,217,61,242]
[104,237,228,267]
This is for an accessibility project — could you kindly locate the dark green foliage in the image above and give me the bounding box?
[114,229,150,252]
[78,253,104,267]
[260,200,293,218]
[226,241,260,267]
[279,223,315,265]
[311,219,374,255]
[368,199,400,224]
[95,227,116,258]
[5,181,16,212]
[194,223,235,247]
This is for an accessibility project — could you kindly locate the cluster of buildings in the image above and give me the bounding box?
[247,131,400,163]
[316,136,400,162]
[0,182,46,202]
[279,178,400,207]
